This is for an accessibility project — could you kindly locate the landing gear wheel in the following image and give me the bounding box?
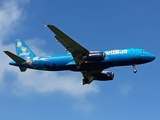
[133,64,137,73]
[133,69,137,73]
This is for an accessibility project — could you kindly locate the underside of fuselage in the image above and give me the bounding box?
[68,58,152,71]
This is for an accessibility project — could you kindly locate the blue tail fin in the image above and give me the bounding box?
[15,39,36,59]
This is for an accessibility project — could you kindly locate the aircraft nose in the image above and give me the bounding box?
[140,52,155,62]
[149,53,156,61]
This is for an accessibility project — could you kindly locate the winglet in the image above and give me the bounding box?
[44,23,47,27]
[4,51,26,63]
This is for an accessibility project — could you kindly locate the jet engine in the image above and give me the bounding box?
[93,71,114,81]
[83,52,105,61]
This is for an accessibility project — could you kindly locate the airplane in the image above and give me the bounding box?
[4,24,156,85]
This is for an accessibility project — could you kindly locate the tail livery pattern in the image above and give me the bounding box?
[15,39,36,60]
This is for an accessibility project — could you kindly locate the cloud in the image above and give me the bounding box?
[0,0,99,99]
[0,0,22,40]
[0,0,23,84]
[118,84,132,95]
[11,70,98,96]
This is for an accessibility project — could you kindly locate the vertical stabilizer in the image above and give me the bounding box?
[15,39,36,59]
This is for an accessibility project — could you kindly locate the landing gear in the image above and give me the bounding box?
[76,62,83,69]
[133,64,137,73]
[76,64,81,69]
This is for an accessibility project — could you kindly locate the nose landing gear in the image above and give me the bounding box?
[133,64,137,73]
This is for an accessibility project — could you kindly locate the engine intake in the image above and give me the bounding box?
[83,52,105,61]
[93,71,114,81]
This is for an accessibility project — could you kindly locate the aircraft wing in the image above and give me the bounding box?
[46,24,89,64]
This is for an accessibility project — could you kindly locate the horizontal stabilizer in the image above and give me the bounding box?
[4,51,26,63]
[19,67,27,72]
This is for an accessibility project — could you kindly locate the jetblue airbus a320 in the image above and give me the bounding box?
[4,24,156,85]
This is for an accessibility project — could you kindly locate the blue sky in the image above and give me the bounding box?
[0,0,159,120]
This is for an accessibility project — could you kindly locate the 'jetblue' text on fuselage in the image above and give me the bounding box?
[105,49,128,55]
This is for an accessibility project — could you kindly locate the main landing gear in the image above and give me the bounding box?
[76,62,83,69]
[133,64,137,73]
[76,64,81,69]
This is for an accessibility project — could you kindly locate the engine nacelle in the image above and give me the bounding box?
[83,52,105,61]
[93,71,114,81]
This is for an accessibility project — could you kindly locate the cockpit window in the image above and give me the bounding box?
[142,49,146,52]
